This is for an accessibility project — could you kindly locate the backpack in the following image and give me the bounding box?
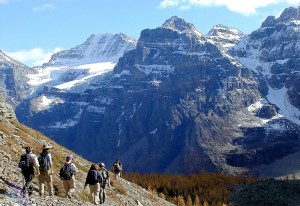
[19,154,33,171]
[59,163,73,180]
[87,170,101,185]
[38,153,49,172]
[100,168,109,184]
[113,163,121,173]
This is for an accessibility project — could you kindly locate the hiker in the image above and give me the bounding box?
[98,162,110,204]
[59,154,77,199]
[37,144,54,196]
[18,146,40,197]
[84,163,102,205]
[112,159,122,180]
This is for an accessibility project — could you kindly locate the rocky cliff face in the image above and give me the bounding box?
[228,6,300,175]
[0,95,174,206]
[16,16,261,174]
[11,8,300,177]
[0,51,36,108]
[232,7,300,111]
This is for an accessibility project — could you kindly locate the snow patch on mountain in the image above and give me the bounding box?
[40,95,64,107]
[233,46,272,77]
[87,105,105,114]
[247,98,282,124]
[136,64,174,75]
[267,86,300,125]
[48,102,88,129]
[248,99,267,112]
[49,119,79,129]
[27,62,116,94]
[207,24,245,49]
[54,62,115,91]
[33,95,65,112]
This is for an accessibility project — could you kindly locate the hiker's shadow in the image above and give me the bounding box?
[0,176,23,191]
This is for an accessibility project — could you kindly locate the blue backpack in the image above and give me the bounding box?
[87,170,101,185]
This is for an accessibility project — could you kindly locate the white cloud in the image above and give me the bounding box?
[6,47,62,67]
[32,4,55,12]
[0,0,8,4]
[158,0,300,15]
[287,0,300,3]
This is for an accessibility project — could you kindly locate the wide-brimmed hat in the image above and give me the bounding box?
[42,144,52,150]
[99,162,105,167]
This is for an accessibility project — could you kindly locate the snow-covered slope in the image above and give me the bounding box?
[207,24,245,49]
[27,33,136,95]
[28,62,115,94]
[46,33,136,66]
[231,6,300,125]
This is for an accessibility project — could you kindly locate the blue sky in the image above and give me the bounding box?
[1,0,299,67]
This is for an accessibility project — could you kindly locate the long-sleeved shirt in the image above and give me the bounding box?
[29,153,40,171]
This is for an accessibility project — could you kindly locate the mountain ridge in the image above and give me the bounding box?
[2,9,299,177]
[45,33,137,66]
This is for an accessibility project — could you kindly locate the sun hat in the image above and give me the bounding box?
[42,144,52,150]
[23,146,33,153]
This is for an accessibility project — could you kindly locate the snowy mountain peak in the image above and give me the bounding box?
[207,24,244,37]
[161,16,199,34]
[207,24,245,48]
[45,33,137,66]
[0,50,24,66]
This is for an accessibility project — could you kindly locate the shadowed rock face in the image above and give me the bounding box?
[0,51,35,108]
[15,17,260,174]
[12,12,300,176]
[227,119,300,167]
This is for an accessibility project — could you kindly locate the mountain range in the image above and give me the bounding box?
[2,6,300,177]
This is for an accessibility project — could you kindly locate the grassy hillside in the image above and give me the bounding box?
[0,98,174,206]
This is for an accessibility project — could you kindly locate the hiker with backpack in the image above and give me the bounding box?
[112,159,122,181]
[98,162,110,204]
[18,146,40,197]
[84,163,102,205]
[59,154,77,199]
[37,144,54,196]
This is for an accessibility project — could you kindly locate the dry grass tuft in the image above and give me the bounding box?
[110,176,127,195]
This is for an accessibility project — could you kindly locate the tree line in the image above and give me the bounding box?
[123,172,259,206]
